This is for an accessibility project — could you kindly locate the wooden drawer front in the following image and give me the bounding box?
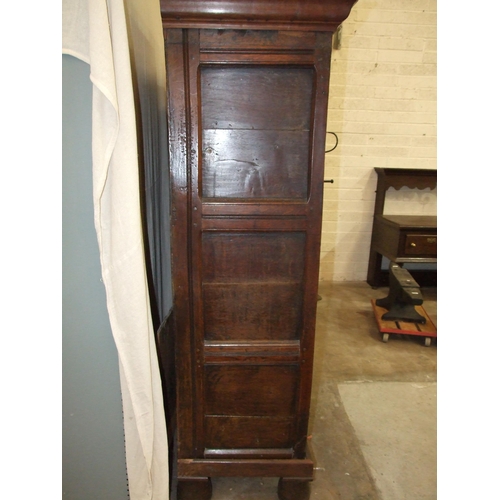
[404,234,437,256]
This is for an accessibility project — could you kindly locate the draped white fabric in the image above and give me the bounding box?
[62,0,169,498]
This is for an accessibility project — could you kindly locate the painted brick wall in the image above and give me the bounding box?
[320,0,437,282]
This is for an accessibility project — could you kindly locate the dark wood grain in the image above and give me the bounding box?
[160,2,358,496]
[178,456,314,478]
[404,234,437,256]
[164,28,197,459]
[201,217,308,232]
[382,215,437,228]
[205,365,299,416]
[205,416,294,449]
[177,477,212,500]
[278,478,311,500]
[200,29,316,52]
[200,65,313,200]
[160,0,357,31]
[371,216,437,263]
[371,168,437,216]
[202,232,305,282]
[204,447,294,459]
[203,282,303,340]
[204,340,301,364]
[201,66,313,130]
[202,129,310,199]
[367,169,437,287]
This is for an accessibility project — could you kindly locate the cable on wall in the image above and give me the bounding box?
[325,131,339,153]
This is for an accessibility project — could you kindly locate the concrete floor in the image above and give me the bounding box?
[194,281,437,499]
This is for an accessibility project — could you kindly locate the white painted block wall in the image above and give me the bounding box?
[320,0,437,282]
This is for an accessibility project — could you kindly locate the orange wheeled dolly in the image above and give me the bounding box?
[371,299,437,346]
[371,263,437,346]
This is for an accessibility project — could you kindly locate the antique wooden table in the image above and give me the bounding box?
[366,168,437,288]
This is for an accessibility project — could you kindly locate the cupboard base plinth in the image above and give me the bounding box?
[278,477,311,500]
[178,456,314,479]
[177,477,212,500]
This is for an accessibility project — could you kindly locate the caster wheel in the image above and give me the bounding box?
[424,337,431,347]
[382,333,389,343]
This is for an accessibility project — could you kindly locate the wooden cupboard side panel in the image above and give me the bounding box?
[203,282,303,341]
[201,231,306,341]
[164,28,198,458]
[201,66,313,131]
[199,29,317,52]
[201,129,310,200]
[292,32,334,456]
[202,232,306,283]
[205,416,294,450]
[166,27,335,463]
[204,365,299,417]
[200,66,314,200]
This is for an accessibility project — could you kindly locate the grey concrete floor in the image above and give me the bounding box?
[184,282,438,499]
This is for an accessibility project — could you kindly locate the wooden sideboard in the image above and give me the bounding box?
[366,168,437,288]
[157,1,358,499]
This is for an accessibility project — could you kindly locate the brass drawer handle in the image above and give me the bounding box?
[410,242,417,247]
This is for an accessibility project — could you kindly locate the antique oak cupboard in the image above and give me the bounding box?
[158,1,357,498]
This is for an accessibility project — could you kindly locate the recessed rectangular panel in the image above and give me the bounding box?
[202,232,306,283]
[205,365,299,416]
[202,129,309,199]
[203,282,302,340]
[205,416,294,449]
[200,66,314,199]
[199,29,316,53]
[202,232,305,340]
[201,66,313,130]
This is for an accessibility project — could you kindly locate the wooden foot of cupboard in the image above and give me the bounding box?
[158,2,357,498]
